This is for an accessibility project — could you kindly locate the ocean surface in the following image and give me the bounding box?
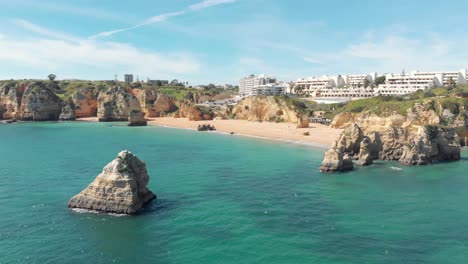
[0,122,467,264]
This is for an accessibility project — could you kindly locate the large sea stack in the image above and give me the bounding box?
[68,150,156,214]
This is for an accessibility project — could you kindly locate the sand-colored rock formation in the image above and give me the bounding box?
[131,89,177,117]
[296,115,310,128]
[59,101,76,121]
[18,82,63,121]
[357,136,376,165]
[324,122,461,170]
[174,101,213,121]
[232,96,301,123]
[334,123,363,156]
[128,110,147,126]
[97,87,141,121]
[71,88,98,118]
[0,82,27,120]
[68,150,156,214]
[320,148,354,172]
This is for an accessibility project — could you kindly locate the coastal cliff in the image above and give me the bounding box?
[68,150,156,214]
[18,82,63,121]
[72,88,98,118]
[97,87,141,121]
[0,82,27,119]
[173,101,213,121]
[321,99,465,171]
[232,96,306,123]
[130,89,177,117]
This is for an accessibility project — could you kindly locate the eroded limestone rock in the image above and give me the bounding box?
[68,150,156,214]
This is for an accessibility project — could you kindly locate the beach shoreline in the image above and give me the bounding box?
[43,117,343,147]
[147,117,341,148]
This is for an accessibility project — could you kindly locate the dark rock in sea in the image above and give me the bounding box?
[6,119,17,124]
[128,110,147,126]
[197,124,216,131]
[68,150,156,214]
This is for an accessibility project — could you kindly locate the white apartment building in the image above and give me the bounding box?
[239,74,284,96]
[411,69,467,86]
[375,73,436,96]
[315,87,375,98]
[293,75,346,95]
[343,73,376,87]
[252,83,288,96]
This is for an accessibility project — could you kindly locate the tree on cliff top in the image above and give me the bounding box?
[48,74,56,81]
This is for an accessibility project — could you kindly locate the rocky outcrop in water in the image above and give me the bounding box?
[97,87,141,121]
[334,123,363,156]
[68,150,156,214]
[356,136,376,165]
[128,110,147,126]
[59,101,76,121]
[18,82,63,121]
[323,122,461,171]
[197,124,216,131]
[72,88,98,118]
[320,148,354,172]
[399,138,430,166]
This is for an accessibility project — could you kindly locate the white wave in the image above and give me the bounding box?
[70,208,128,217]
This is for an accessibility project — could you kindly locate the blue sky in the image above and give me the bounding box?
[1,0,468,84]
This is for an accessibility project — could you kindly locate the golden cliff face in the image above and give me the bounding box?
[130,89,178,117]
[72,88,98,118]
[331,101,458,136]
[232,96,301,123]
[321,100,465,171]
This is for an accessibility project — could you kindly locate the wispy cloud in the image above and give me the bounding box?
[189,0,236,11]
[3,20,200,79]
[138,11,186,26]
[89,0,236,39]
[301,28,468,75]
[14,19,81,42]
[89,11,186,39]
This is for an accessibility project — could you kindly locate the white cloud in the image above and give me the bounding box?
[303,31,468,75]
[189,0,236,11]
[89,11,187,39]
[14,19,81,42]
[303,57,323,65]
[90,0,236,39]
[138,11,186,26]
[88,26,139,40]
[0,20,200,79]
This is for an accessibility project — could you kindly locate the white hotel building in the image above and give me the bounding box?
[239,74,287,96]
[375,69,467,96]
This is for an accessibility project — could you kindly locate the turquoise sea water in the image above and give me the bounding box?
[0,122,467,264]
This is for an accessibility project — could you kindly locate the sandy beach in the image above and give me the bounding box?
[76,117,341,147]
[148,117,341,147]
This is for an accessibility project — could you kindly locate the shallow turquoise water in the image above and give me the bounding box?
[0,122,467,264]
